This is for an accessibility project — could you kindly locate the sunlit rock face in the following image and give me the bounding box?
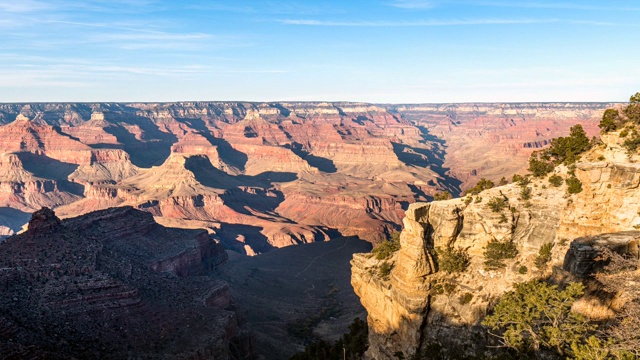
[0,102,610,253]
[351,127,640,359]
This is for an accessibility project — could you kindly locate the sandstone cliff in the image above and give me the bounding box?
[0,102,609,253]
[351,126,640,359]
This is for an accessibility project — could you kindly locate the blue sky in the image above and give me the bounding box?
[0,0,638,103]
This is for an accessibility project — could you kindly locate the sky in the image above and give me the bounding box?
[0,0,638,103]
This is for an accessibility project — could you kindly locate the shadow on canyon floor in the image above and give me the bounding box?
[218,237,372,360]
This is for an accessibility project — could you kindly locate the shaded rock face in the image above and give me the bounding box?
[351,128,640,359]
[0,207,251,360]
[563,231,640,277]
[0,102,609,253]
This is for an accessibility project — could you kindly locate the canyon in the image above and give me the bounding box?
[0,102,613,254]
[0,206,252,359]
[351,123,640,358]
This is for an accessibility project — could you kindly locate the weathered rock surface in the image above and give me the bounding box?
[0,102,610,253]
[0,207,251,359]
[352,127,640,359]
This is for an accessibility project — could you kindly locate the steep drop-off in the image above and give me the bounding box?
[352,126,640,359]
[0,102,611,252]
[0,207,251,359]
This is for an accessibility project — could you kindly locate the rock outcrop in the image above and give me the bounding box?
[351,125,640,359]
[0,102,610,253]
[0,207,251,359]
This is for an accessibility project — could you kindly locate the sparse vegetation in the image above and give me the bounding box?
[499,177,508,186]
[518,265,528,274]
[599,108,622,133]
[483,280,592,357]
[290,317,369,360]
[435,246,470,273]
[548,174,563,187]
[528,153,555,177]
[483,240,518,270]
[466,178,495,195]
[519,186,532,200]
[487,197,507,213]
[459,292,473,305]
[433,191,452,201]
[534,243,554,269]
[622,128,640,153]
[566,176,583,194]
[379,261,393,278]
[373,233,401,260]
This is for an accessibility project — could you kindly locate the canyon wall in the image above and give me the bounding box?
[0,206,251,359]
[0,102,611,252]
[352,126,640,359]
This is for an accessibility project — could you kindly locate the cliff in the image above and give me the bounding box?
[0,206,252,359]
[351,125,640,359]
[0,102,609,253]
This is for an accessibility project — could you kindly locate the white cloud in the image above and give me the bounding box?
[387,0,435,9]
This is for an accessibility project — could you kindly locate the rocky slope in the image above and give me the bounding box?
[351,125,640,359]
[0,102,610,252]
[0,206,252,359]
[391,103,614,189]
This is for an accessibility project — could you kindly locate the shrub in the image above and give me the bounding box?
[528,154,555,177]
[548,174,563,187]
[512,174,524,183]
[373,235,401,260]
[622,128,640,153]
[620,129,629,138]
[599,108,621,133]
[624,92,640,123]
[459,292,473,305]
[464,196,473,205]
[487,197,507,213]
[482,281,592,357]
[483,240,518,270]
[499,213,508,224]
[433,192,452,201]
[379,261,393,278]
[519,187,532,200]
[474,196,482,203]
[518,265,528,274]
[535,243,554,269]
[436,246,470,273]
[466,178,495,195]
[499,177,508,186]
[566,176,583,194]
[547,124,591,165]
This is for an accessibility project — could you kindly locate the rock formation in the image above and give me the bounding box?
[0,102,611,251]
[351,125,640,359]
[0,207,252,359]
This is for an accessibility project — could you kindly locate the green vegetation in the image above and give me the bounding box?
[624,92,640,123]
[372,233,401,260]
[499,177,508,186]
[535,243,554,269]
[518,265,528,274]
[519,186,532,200]
[433,191,452,201]
[599,108,622,132]
[622,128,640,153]
[483,240,518,270]
[435,246,470,273]
[379,261,393,278]
[459,292,473,305]
[290,317,368,360]
[483,280,592,357]
[466,178,495,195]
[547,124,591,165]
[487,197,507,213]
[548,174,563,187]
[512,174,524,184]
[528,153,555,177]
[566,176,583,194]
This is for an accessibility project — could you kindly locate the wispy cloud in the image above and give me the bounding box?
[387,0,435,9]
[466,1,640,11]
[280,18,559,27]
[0,0,51,13]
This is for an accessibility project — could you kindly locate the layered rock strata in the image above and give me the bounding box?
[0,207,251,359]
[352,127,640,359]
